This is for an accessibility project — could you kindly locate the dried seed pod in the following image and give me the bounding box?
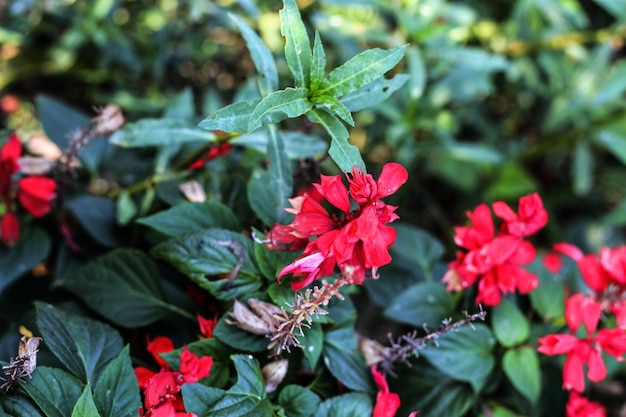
[225,300,273,335]
[262,359,288,393]
[247,298,282,327]
[93,104,125,136]
[357,334,388,366]
[1,335,43,393]
[179,180,207,202]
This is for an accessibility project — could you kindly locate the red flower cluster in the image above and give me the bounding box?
[442,193,548,306]
[537,293,626,392]
[371,366,419,417]
[269,163,408,290]
[135,336,213,417]
[565,392,606,417]
[0,133,56,247]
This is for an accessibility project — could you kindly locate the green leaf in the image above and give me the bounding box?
[254,243,298,281]
[340,74,410,112]
[0,396,44,417]
[72,384,101,417]
[198,100,261,133]
[280,0,312,88]
[0,228,51,296]
[390,223,444,278]
[301,322,324,369]
[310,31,326,93]
[151,228,260,300]
[116,190,137,226]
[420,324,495,393]
[20,366,83,417]
[445,143,503,165]
[594,119,626,166]
[314,95,354,126]
[279,385,320,417]
[213,315,269,352]
[231,131,327,159]
[503,347,541,404]
[164,87,195,119]
[137,201,241,237]
[183,354,273,417]
[527,258,565,320]
[248,169,293,228]
[231,14,278,96]
[407,45,426,100]
[110,119,213,147]
[492,299,530,347]
[248,88,312,132]
[313,393,372,417]
[384,281,456,328]
[35,302,123,383]
[591,0,626,20]
[66,196,120,247]
[323,327,371,392]
[60,249,171,328]
[307,107,365,172]
[316,46,406,98]
[94,346,141,417]
[572,141,592,196]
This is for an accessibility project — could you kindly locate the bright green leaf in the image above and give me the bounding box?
[383,281,456,328]
[503,347,541,404]
[110,119,212,147]
[407,45,426,100]
[0,228,50,296]
[314,95,354,126]
[310,31,326,93]
[35,302,123,383]
[137,201,241,237]
[248,88,312,132]
[280,0,312,88]
[594,119,626,166]
[316,46,406,98]
[492,299,530,347]
[60,249,171,328]
[231,14,278,96]
[72,384,101,417]
[198,100,261,133]
[94,346,141,417]
[20,366,83,417]
[527,258,565,320]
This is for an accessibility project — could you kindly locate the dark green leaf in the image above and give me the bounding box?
[94,346,141,417]
[66,196,121,247]
[231,131,327,159]
[0,396,44,417]
[313,393,372,417]
[280,0,312,88]
[323,327,371,391]
[198,100,261,133]
[310,31,326,93]
[248,169,294,228]
[384,281,455,328]
[527,258,565,320]
[72,384,101,417]
[110,118,212,147]
[301,322,324,369]
[248,88,312,132]
[390,223,444,278]
[0,228,50,296]
[231,14,278,96]
[572,141,592,196]
[266,126,293,224]
[278,385,320,417]
[137,201,240,237]
[307,107,365,172]
[316,46,405,98]
[182,384,225,416]
[492,299,530,347]
[445,143,503,165]
[213,316,269,352]
[151,228,260,300]
[20,366,83,417]
[503,347,541,404]
[35,302,123,383]
[254,243,298,281]
[60,249,171,328]
[340,74,409,112]
[420,324,495,393]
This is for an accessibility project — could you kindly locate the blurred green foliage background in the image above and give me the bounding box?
[3,0,626,250]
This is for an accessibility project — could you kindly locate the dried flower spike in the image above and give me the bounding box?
[1,335,43,393]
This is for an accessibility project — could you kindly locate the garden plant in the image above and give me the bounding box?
[2,0,626,416]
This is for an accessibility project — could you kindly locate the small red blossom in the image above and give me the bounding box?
[371,366,419,417]
[443,193,547,306]
[179,346,212,383]
[189,141,232,170]
[0,211,20,247]
[566,392,606,417]
[197,313,218,339]
[275,163,408,290]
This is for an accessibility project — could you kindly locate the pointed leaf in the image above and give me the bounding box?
[492,299,530,347]
[279,385,321,417]
[310,31,326,93]
[231,14,278,96]
[248,88,312,132]
[20,366,83,417]
[340,74,409,112]
[94,346,141,417]
[323,328,371,391]
[314,95,354,126]
[72,384,101,417]
[213,317,269,352]
[0,227,50,296]
[137,201,241,237]
[280,0,312,88]
[198,99,261,133]
[60,249,171,328]
[110,119,213,147]
[313,393,372,417]
[301,322,323,369]
[307,108,365,172]
[0,396,44,417]
[35,302,123,383]
[266,126,293,222]
[383,282,456,328]
[503,347,541,404]
[316,46,406,97]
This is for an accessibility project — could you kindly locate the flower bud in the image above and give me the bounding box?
[179,180,206,202]
[262,359,288,393]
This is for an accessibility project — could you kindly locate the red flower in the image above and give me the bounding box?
[566,392,606,417]
[197,313,218,339]
[371,366,419,417]
[178,346,212,383]
[17,176,56,217]
[147,336,175,368]
[0,211,19,247]
[443,193,546,306]
[276,163,408,290]
[538,293,626,392]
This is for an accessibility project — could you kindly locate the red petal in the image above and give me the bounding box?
[375,162,408,199]
[0,212,20,247]
[17,176,56,217]
[565,293,601,334]
[553,242,584,262]
[314,174,350,213]
[537,334,579,355]
[577,254,610,292]
[563,351,586,392]
[147,336,175,368]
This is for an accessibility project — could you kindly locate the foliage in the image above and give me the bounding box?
[2,0,626,416]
